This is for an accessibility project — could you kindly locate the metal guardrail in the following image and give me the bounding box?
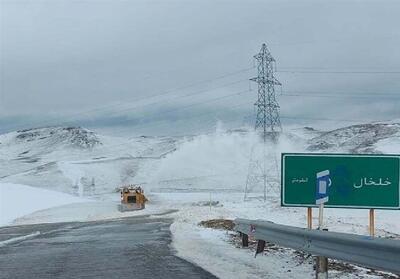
[235,218,400,275]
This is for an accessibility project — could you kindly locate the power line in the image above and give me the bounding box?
[277,70,400,74]
[90,94,255,150]
[278,65,400,70]
[282,90,399,96]
[106,89,252,135]
[281,92,400,99]
[280,115,390,123]
[87,66,254,115]
[2,67,254,133]
[105,79,249,118]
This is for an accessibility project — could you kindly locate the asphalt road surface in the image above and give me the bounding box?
[0,216,217,279]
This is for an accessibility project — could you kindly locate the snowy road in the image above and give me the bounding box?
[0,216,217,279]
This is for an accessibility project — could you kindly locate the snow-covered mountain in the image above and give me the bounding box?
[0,126,180,194]
[307,122,400,153]
[0,127,101,162]
[0,121,399,196]
[15,126,101,148]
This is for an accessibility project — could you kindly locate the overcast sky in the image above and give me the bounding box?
[1,0,400,134]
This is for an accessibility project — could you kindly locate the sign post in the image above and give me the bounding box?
[307,207,312,229]
[316,170,331,229]
[369,209,375,237]
[315,170,330,278]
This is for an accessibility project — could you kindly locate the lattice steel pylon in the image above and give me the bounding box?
[244,43,282,201]
[251,43,282,140]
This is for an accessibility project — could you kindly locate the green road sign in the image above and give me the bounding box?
[281,153,400,209]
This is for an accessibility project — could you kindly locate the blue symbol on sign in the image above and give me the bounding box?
[316,170,331,205]
[332,166,351,198]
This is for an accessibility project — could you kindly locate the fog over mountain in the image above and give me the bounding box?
[1,0,400,135]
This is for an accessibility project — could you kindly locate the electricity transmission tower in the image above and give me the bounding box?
[251,43,282,141]
[244,43,282,201]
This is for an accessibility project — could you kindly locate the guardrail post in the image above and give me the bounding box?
[255,240,266,257]
[241,233,249,247]
[315,255,328,279]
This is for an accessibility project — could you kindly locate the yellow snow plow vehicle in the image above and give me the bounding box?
[118,185,147,212]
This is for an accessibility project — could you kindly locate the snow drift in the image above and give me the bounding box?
[0,183,87,226]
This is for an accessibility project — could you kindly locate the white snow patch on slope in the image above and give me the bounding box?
[0,231,40,247]
[375,136,400,154]
[0,183,88,226]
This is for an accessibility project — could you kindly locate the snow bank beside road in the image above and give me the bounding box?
[164,192,400,279]
[0,183,87,226]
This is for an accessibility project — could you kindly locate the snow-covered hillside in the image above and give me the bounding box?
[308,122,400,153]
[0,126,180,194]
[0,127,101,157]
[1,121,399,197]
[0,126,97,159]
